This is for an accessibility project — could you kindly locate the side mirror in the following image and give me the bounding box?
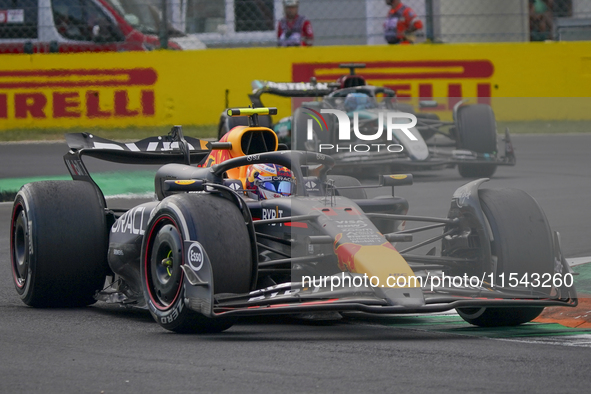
[207,142,232,150]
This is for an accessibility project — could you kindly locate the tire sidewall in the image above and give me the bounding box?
[10,191,37,304]
[456,104,497,153]
[141,193,253,332]
[479,189,554,283]
[10,181,108,307]
[456,188,554,327]
[141,203,194,331]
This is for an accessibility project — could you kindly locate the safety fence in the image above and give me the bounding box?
[1,1,590,51]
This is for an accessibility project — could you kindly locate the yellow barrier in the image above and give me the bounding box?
[1,41,591,130]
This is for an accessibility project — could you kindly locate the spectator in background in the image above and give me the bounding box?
[383,0,424,44]
[277,0,313,46]
[529,0,554,41]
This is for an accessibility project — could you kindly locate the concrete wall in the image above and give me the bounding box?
[435,0,529,42]
[573,0,591,17]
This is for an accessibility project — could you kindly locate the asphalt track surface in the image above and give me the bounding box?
[1,134,590,393]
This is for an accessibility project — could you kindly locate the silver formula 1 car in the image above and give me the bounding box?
[218,64,515,178]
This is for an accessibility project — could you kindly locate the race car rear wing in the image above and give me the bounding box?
[65,129,210,166]
[249,80,336,107]
[63,126,211,204]
[249,80,398,108]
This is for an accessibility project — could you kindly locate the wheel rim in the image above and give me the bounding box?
[145,219,184,310]
[11,206,29,289]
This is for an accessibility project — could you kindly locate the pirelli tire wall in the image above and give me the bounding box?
[1,41,591,130]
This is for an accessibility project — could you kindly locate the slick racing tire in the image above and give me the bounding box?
[457,306,544,328]
[141,193,252,333]
[455,104,498,178]
[328,175,367,199]
[10,181,109,307]
[456,188,554,327]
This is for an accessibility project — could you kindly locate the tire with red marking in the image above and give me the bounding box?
[141,193,253,333]
[10,181,109,307]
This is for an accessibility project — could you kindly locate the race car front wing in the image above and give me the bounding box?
[178,238,577,320]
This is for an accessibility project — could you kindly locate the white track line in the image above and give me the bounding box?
[566,257,591,267]
[498,334,591,348]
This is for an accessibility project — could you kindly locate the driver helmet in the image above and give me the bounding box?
[284,0,299,6]
[245,163,295,200]
[343,92,377,112]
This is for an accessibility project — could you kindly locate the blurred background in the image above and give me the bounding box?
[105,0,591,47]
[1,1,590,135]
[1,0,590,50]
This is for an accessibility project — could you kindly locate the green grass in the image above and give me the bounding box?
[0,120,589,142]
[0,124,218,142]
[0,171,156,201]
[2,120,591,143]
[497,120,591,134]
[573,263,591,294]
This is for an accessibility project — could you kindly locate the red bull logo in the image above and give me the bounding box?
[333,233,363,272]
[333,232,416,288]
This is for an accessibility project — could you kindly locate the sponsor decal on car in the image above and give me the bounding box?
[262,207,284,225]
[186,242,204,272]
[111,206,149,235]
[258,81,330,91]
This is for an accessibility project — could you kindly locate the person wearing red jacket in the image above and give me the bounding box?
[277,0,314,46]
[383,0,424,44]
